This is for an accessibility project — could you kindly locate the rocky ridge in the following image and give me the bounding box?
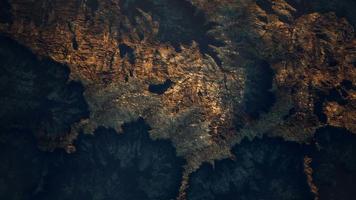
[0,0,355,199]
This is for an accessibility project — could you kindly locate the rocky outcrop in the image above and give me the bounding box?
[0,0,355,199]
[0,0,245,171]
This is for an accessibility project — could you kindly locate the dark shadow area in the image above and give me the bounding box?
[187,137,313,200]
[341,79,354,90]
[285,0,356,27]
[0,119,184,200]
[0,37,184,200]
[256,0,291,23]
[0,36,89,137]
[0,130,48,200]
[0,0,12,24]
[85,0,99,14]
[72,37,79,50]
[312,126,356,200]
[242,60,276,119]
[148,79,173,95]
[255,0,274,15]
[34,119,184,200]
[0,36,90,199]
[120,0,223,64]
[119,43,135,64]
[313,90,331,124]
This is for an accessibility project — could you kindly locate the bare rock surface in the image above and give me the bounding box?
[0,0,355,199]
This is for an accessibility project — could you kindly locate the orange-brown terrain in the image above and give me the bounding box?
[0,0,355,199]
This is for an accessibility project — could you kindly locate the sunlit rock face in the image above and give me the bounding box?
[1,0,355,171]
[120,0,223,52]
[0,0,355,199]
[187,137,313,200]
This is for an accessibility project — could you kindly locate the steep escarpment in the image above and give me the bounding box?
[0,0,355,199]
[0,0,244,171]
[192,0,355,142]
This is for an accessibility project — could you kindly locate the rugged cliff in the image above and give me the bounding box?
[0,0,355,199]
